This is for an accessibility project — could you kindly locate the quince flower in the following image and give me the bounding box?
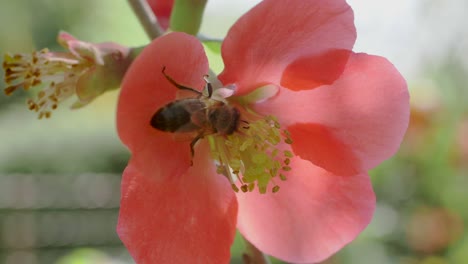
[3,32,131,118]
[116,0,409,263]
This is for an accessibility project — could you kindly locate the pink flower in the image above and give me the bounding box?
[116,0,409,263]
[3,31,131,118]
[146,0,174,30]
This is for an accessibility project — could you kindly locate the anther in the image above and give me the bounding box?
[279,174,287,181]
[231,184,239,193]
[272,186,280,193]
[241,185,249,193]
[209,115,295,194]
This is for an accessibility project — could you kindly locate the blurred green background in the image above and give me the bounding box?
[1,0,467,263]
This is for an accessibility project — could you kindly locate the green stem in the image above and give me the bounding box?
[242,238,271,264]
[128,0,164,39]
[197,33,223,43]
[170,0,207,35]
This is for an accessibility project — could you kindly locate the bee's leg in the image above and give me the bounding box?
[203,75,213,98]
[189,134,203,166]
[162,66,202,95]
[241,120,250,129]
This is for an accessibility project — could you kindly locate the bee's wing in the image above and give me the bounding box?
[168,98,214,136]
[171,110,206,141]
[180,100,214,133]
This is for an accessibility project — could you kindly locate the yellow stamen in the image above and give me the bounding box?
[210,115,294,194]
[2,49,88,119]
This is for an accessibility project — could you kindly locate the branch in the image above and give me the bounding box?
[243,238,272,264]
[197,33,223,43]
[128,0,164,39]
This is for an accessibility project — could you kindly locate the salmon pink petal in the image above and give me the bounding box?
[236,157,375,263]
[281,49,352,91]
[255,53,410,175]
[288,123,362,176]
[117,32,209,178]
[219,0,355,95]
[57,31,77,48]
[118,142,238,264]
[147,0,174,30]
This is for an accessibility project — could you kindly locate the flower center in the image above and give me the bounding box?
[208,110,293,194]
[3,49,88,119]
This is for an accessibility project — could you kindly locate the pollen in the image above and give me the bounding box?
[210,115,294,194]
[3,49,86,119]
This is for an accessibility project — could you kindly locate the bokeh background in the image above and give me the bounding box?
[0,0,467,263]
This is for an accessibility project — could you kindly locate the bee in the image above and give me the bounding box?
[150,67,241,163]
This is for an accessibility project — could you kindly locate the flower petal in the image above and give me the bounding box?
[147,0,174,30]
[288,123,362,176]
[57,31,77,48]
[117,32,209,178]
[281,49,352,91]
[118,142,238,264]
[219,0,355,94]
[75,69,105,102]
[236,157,375,263]
[255,53,410,175]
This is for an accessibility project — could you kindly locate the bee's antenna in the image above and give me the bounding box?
[162,66,202,96]
[203,75,213,98]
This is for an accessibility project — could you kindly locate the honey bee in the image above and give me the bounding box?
[150,67,241,163]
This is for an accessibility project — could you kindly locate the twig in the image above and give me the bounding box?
[242,238,271,264]
[127,0,165,39]
[197,33,224,43]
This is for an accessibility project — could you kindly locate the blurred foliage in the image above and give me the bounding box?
[0,1,139,263]
[0,0,467,264]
